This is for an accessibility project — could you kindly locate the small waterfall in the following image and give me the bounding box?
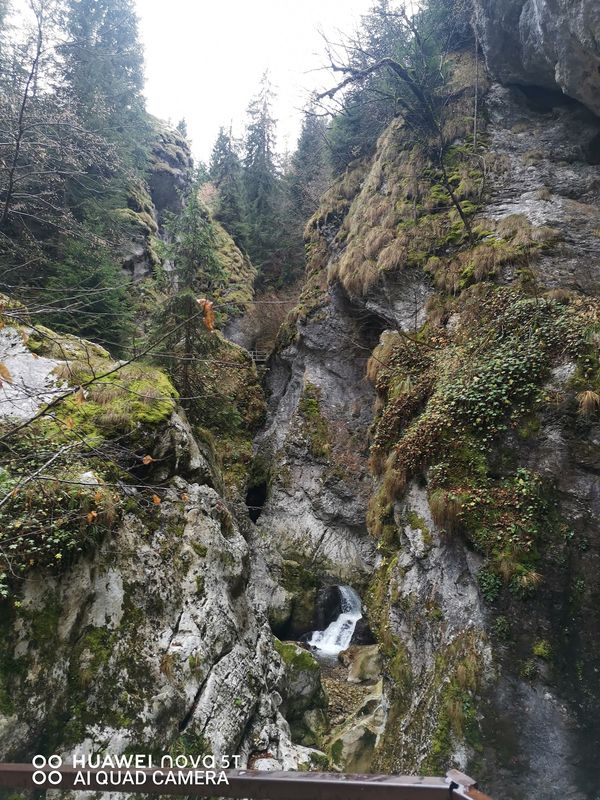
[308,585,362,657]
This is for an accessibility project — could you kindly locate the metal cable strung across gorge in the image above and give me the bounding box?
[0,764,493,799]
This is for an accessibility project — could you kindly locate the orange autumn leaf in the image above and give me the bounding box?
[151,494,161,505]
[203,301,215,332]
[64,417,75,430]
[86,510,98,523]
[142,454,154,465]
[197,298,215,332]
[0,362,13,384]
[180,492,189,502]
[93,490,104,503]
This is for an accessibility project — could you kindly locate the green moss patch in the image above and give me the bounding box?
[298,382,331,459]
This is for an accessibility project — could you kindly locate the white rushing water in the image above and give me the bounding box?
[308,585,363,657]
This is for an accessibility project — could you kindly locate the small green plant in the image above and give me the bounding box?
[521,659,539,680]
[492,616,510,640]
[478,569,502,603]
[532,639,551,660]
[188,653,203,675]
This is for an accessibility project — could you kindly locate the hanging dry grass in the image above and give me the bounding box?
[52,360,91,384]
[381,466,407,505]
[513,569,543,593]
[88,383,128,406]
[429,489,462,534]
[425,294,448,327]
[366,331,402,384]
[364,195,390,227]
[543,288,575,304]
[577,390,600,415]
[377,236,409,273]
[364,226,393,259]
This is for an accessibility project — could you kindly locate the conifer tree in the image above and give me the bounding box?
[209,127,248,250]
[242,72,282,281]
[288,112,330,222]
[62,0,145,148]
[155,174,223,402]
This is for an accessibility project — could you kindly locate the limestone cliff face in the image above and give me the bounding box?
[258,44,600,800]
[120,119,256,323]
[0,314,323,773]
[474,0,600,117]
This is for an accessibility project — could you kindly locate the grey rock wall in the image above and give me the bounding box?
[475,0,600,116]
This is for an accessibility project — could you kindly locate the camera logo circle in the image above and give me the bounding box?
[32,755,63,785]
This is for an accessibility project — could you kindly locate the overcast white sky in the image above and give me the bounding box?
[136,0,374,162]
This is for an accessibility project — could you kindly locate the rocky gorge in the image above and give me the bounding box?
[0,2,599,799]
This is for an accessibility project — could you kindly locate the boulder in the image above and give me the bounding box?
[275,640,328,747]
[350,618,376,646]
[339,644,382,684]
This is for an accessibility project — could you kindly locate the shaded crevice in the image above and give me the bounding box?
[584,131,600,165]
[245,481,267,523]
[178,645,235,732]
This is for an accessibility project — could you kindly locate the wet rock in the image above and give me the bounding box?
[147,122,193,219]
[254,285,378,583]
[484,83,600,294]
[475,0,600,116]
[275,641,328,747]
[315,585,342,629]
[150,409,213,484]
[350,618,376,646]
[0,477,303,768]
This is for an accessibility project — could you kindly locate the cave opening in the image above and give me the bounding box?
[513,83,579,114]
[245,481,268,522]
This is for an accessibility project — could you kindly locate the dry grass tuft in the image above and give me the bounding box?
[364,226,393,260]
[513,569,543,592]
[543,288,575,303]
[577,390,600,416]
[381,466,407,504]
[88,383,127,405]
[429,489,462,534]
[98,409,132,431]
[366,331,402,384]
[377,236,409,273]
[53,360,91,384]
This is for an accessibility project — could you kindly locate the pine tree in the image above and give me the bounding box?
[242,72,282,281]
[209,127,248,250]
[288,112,330,222]
[155,174,223,402]
[43,237,131,347]
[272,111,331,284]
[176,118,188,137]
[62,0,145,148]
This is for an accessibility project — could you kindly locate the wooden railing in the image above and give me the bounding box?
[0,764,492,799]
[249,349,270,364]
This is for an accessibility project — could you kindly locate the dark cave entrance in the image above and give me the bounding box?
[245,481,267,522]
